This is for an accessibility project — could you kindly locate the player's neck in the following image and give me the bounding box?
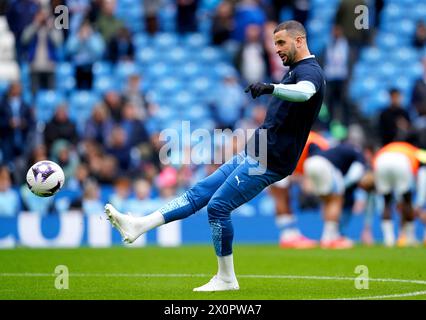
[294,49,313,64]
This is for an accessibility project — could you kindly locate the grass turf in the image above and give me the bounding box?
[0,245,425,300]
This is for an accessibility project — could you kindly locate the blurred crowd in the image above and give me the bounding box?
[0,0,425,217]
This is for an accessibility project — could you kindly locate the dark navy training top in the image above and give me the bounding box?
[246,57,325,177]
[314,143,366,175]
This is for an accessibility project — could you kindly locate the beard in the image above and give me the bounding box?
[282,44,296,66]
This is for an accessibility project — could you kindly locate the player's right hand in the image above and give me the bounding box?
[244,82,274,99]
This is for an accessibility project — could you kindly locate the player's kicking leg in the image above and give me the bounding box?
[105,153,245,244]
[193,154,283,291]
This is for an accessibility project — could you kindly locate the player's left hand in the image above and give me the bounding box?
[245,82,274,99]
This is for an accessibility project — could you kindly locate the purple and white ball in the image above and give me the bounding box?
[26,160,65,197]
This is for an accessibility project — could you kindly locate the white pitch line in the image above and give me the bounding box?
[1,273,426,300]
[333,291,426,300]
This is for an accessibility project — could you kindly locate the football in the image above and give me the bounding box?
[26,160,65,197]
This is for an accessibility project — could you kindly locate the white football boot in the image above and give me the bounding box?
[193,275,240,292]
[104,204,140,244]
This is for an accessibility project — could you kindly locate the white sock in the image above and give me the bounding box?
[403,222,416,244]
[321,221,339,242]
[381,220,395,246]
[135,211,165,234]
[276,215,300,239]
[217,254,237,283]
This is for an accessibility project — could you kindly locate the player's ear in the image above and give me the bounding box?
[295,36,303,48]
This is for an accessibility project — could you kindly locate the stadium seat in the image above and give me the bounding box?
[93,76,118,95]
[92,61,113,80]
[182,33,208,49]
[115,61,139,81]
[35,90,66,123]
[69,90,101,132]
[152,33,179,49]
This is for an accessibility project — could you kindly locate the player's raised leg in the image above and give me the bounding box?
[105,153,245,243]
[193,155,283,291]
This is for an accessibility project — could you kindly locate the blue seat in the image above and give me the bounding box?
[360,47,384,64]
[35,90,66,122]
[92,61,112,77]
[115,61,139,81]
[182,33,208,49]
[178,62,203,79]
[152,33,179,49]
[134,33,151,49]
[391,47,419,64]
[360,90,390,117]
[197,47,223,64]
[136,47,157,65]
[69,91,101,131]
[93,76,118,95]
[55,63,75,92]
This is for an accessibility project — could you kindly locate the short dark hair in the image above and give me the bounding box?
[274,20,306,37]
[389,88,400,95]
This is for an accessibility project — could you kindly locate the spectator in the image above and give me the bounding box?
[6,0,40,62]
[120,102,150,148]
[122,74,151,120]
[0,166,20,217]
[109,176,132,212]
[156,166,178,201]
[66,0,91,37]
[235,24,270,84]
[67,163,90,191]
[211,1,235,46]
[378,88,412,145]
[232,0,267,43]
[322,24,350,127]
[143,0,160,35]
[211,73,247,129]
[293,0,310,26]
[84,104,113,145]
[413,21,426,49]
[81,179,104,215]
[176,0,199,34]
[268,0,292,23]
[44,104,78,151]
[411,56,426,117]
[102,90,123,123]
[51,139,79,183]
[335,0,369,66]
[0,82,35,168]
[66,19,105,89]
[107,26,135,63]
[21,7,63,95]
[105,126,132,173]
[96,154,119,184]
[126,178,158,215]
[95,0,124,44]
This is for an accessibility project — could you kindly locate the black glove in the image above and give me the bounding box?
[244,82,274,99]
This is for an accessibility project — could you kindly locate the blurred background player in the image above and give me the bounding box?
[272,130,329,248]
[373,142,426,247]
[303,141,366,249]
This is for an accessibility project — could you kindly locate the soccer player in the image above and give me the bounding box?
[303,142,366,248]
[104,20,325,291]
[373,142,426,247]
[272,131,329,249]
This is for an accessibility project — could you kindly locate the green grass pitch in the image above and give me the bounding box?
[0,245,425,300]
